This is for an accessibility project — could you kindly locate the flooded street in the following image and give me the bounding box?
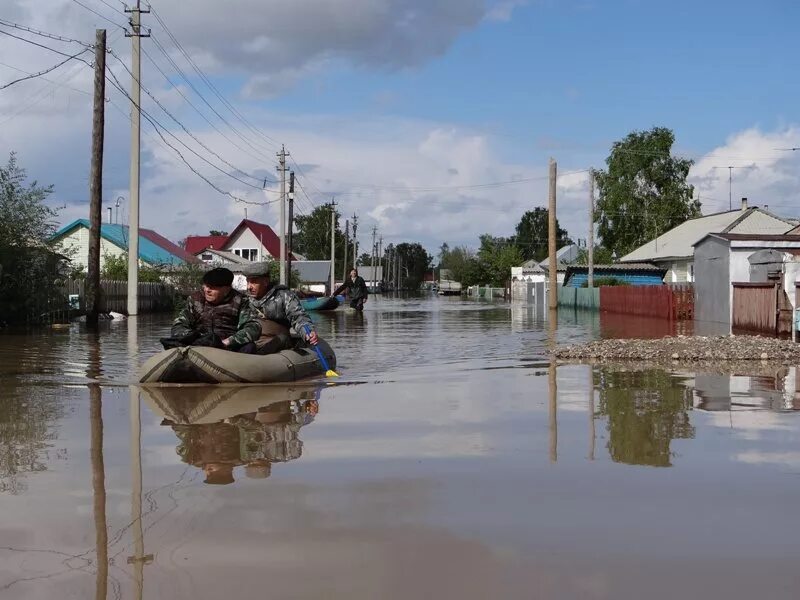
[2,295,799,599]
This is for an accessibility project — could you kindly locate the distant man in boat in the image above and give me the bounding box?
[241,261,319,354]
[334,268,368,311]
[164,267,261,351]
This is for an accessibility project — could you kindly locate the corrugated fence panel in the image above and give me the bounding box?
[600,286,674,319]
[732,283,776,335]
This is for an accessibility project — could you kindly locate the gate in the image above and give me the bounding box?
[731,283,791,337]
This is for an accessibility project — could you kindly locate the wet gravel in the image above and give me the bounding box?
[554,335,800,364]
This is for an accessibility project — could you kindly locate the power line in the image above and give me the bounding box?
[107,47,271,189]
[0,48,91,90]
[0,61,91,95]
[149,6,282,150]
[69,0,127,29]
[0,28,95,60]
[0,19,94,47]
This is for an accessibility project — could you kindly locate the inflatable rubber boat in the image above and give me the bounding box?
[138,339,336,384]
[299,295,340,311]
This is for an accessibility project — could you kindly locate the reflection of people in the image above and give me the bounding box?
[334,268,368,311]
[169,397,320,484]
[241,261,318,354]
[164,268,261,351]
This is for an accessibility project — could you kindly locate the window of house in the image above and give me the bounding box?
[242,248,258,261]
[201,253,212,261]
[233,249,241,256]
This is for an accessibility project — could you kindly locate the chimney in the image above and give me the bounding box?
[741,197,748,211]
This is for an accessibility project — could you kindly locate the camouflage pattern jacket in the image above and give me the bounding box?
[249,284,313,338]
[170,289,261,348]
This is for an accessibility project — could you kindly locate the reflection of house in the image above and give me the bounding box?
[52,219,198,270]
[620,199,795,283]
[562,264,667,287]
[693,233,800,330]
[693,368,800,412]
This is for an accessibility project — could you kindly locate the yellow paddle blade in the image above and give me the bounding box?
[325,369,340,377]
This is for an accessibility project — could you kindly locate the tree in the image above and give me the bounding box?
[575,246,615,266]
[477,235,523,287]
[594,127,699,257]
[0,153,65,325]
[293,205,347,276]
[514,208,571,262]
[100,253,162,282]
[356,253,372,267]
[208,230,228,236]
[394,242,432,289]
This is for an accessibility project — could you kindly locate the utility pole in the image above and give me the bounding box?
[277,145,289,285]
[351,213,358,266]
[378,236,383,286]
[125,1,149,317]
[548,158,558,311]
[371,226,377,291]
[342,219,349,282]
[86,29,106,328]
[287,172,294,281]
[588,170,595,288]
[329,199,336,295]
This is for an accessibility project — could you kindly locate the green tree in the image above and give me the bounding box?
[594,127,699,257]
[514,208,571,262]
[0,153,65,325]
[477,235,523,287]
[575,246,615,266]
[394,242,432,289]
[293,205,347,275]
[356,252,372,267]
[100,253,162,282]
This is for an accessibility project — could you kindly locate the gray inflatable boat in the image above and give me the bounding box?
[138,340,336,384]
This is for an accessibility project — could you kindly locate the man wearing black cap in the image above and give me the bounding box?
[166,267,261,350]
[241,261,318,354]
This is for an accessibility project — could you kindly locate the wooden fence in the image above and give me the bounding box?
[62,279,174,314]
[732,283,792,337]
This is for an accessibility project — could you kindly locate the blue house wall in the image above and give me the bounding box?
[565,272,665,288]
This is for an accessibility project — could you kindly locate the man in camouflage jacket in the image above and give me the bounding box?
[167,267,261,350]
[242,262,318,354]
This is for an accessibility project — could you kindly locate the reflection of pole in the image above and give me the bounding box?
[90,386,107,600]
[128,388,152,600]
[548,359,558,463]
[588,365,595,461]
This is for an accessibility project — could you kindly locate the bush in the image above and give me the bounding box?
[582,277,628,287]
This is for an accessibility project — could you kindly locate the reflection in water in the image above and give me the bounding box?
[595,369,695,467]
[89,386,108,600]
[141,386,321,485]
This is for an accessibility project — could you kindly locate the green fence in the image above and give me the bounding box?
[558,286,600,310]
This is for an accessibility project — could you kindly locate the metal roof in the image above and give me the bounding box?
[620,208,794,263]
[51,220,196,265]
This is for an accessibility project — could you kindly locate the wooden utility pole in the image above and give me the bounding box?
[548,158,558,310]
[378,236,383,286]
[125,1,149,316]
[277,146,289,285]
[342,219,349,281]
[351,213,358,265]
[588,170,595,288]
[86,29,106,327]
[329,199,337,295]
[287,172,294,280]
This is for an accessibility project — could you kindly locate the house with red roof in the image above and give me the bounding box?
[188,219,297,264]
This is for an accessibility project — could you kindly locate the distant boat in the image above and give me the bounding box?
[300,295,340,311]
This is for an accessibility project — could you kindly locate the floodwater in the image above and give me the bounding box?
[1,295,799,599]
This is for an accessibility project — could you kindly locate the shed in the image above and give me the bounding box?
[563,264,666,288]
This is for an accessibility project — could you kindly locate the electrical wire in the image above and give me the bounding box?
[0,48,91,90]
[0,19,94,48]
[69,0,127,29]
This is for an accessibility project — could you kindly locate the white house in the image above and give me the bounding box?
[51,219,197,271]
[195,248,250,266]
[620,199,795,283]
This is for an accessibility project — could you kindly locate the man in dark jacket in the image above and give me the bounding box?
[334,268,368,311]
[164,267,261,350]
[242,261,318,354]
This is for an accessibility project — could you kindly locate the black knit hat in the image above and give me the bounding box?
[202,267,234,286]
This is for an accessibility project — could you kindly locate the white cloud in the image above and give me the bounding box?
[689,127,800,217]
[485,0,528,22]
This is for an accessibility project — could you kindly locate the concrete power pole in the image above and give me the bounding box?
[588,170,595,288]
[125,1,149,317]
[548,158,558,311]
[342,219,349,281]
[329,199,336,295]
[86,29,106,327]
[371,226,377,290]
[277,146,288,285]
[287,171,294,280]
[378,236,383,287]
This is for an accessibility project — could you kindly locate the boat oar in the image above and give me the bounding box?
[304,325,339,377]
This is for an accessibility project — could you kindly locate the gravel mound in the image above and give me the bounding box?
[554,335,800,363]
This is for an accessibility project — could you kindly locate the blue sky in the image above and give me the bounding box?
[2,0,799,250]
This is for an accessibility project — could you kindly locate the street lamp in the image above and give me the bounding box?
[115,196,124,225]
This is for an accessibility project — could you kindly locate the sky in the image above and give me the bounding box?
[1,0,799,256]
